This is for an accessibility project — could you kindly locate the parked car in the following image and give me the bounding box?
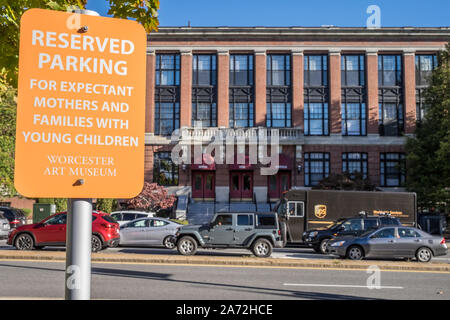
[110,210,155,226]
[175,212,284,258]
[303,214,402,254]
[7,211,120,252]
[0,212,11,240]
[119,217,181,249]
[0,207,27,229]
[326,226,447,262]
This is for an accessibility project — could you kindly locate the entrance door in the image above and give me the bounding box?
[192,171,215,200]
[230,171,253,200]
[268,171,291,200]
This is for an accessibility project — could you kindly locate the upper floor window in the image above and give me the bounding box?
[304,55,328,87]
[155,54,180,86]
[415,54,438,87]
[378,55,402,87]
[341,55,365,87]
[193,54,217,86]
[230,54,254,86]
[267,54,291,86]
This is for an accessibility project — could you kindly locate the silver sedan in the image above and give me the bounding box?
[327,226,448,262]
[119,218,181,249]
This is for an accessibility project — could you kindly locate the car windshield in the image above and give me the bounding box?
[102,215,117,224]
[360,229,376,238]
[327,220,344,230]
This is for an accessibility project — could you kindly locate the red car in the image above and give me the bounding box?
[7,211,119,252]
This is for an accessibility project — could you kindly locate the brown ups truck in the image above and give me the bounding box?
[273,189,417,244]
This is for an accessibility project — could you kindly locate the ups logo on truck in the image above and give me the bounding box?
[314,205,327,219]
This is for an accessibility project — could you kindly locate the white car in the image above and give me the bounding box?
[110,211,155,226]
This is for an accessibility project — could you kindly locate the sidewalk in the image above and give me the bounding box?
[1,250,450,273]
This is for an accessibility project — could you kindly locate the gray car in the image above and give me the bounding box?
[119,217,181,249]
[327,226,448,262]
[0,212,11,239]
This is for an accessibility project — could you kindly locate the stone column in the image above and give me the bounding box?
[292,50,304,129]
[217,50,230,127]
[180,50,193,127]
[254,50,267,127]
[329,50,342,134]
[403,50,416,134]
[366,49,379,134]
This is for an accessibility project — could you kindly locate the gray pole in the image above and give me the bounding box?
[65,198,93,300]
[64,8,99,300]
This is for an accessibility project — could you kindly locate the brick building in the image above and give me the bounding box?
[142,27,450,216]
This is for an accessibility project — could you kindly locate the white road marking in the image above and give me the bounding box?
[283,283,404,289]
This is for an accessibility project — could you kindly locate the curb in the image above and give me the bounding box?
[1,251,450,273]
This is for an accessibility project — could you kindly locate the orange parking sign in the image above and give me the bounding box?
[14,8,147,198]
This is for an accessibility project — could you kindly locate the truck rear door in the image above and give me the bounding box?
[286,201,305,242]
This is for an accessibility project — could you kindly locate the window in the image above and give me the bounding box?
[304,153,330,187]
[398,228,421,238]
[152,219,169,227]
[372,228,396,238]
[378,55,402,87]
[155,54,180,86]
[46,214,67,225]
[237,214,254,226]
[341,55,365,87]
[342,219,363,231]
[230,55,253,86]
[153,152,179,186]
[214,214,232,226]
[380,217,400,226]
[363,219,379,230]
[129,219,147,228]
[379,102,404,136]
[111,213,122,221]
[304,102,328,135]
[192,102,217,127]
[256,215,276,227]
[342,153,368,179]
[304,55,328,87]
[415,54,438,86]
[193,54,217,86]
[287,202,305,217]
[155,102,180,136]
[416,54,438,123]
[267,102,291,127]
[380,153,406,187]
[267,55,290,86]
[230,103,254,128]
[342,103,366,136]
[123,213,137,221]
[304,55,329,135]
[155,54,180,136]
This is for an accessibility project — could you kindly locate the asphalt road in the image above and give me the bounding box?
[2,240,450,263]
[0,260,448,300]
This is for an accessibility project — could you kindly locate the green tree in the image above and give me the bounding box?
[406,44,450,212]
[313,172,376,191]
[95,198,114,213]
[0,0,159,201]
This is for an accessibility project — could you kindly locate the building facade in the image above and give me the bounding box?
[143,27,450,207]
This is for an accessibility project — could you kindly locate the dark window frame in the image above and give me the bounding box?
[380,153,406,187]
[304,152,330,187]
[153,151,179,187]
[342,152,368,179]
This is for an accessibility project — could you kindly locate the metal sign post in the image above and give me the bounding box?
[65,198,93,300]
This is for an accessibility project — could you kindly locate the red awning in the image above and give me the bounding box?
[276,154,293,170]
[191,153,216,170]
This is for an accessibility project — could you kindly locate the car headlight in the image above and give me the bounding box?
[330,241,346,247]
[309,231,318,238]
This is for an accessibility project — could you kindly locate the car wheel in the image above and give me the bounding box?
[163,236,176,249]
[346,246,364,260]
[91,235,103,253]
[416,247,433,263]
[15,233,34,250]
[252,238,273,258]
[319,239,330,254]
[177,236,197,256]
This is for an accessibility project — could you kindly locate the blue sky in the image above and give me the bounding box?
[86,0,450,27]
